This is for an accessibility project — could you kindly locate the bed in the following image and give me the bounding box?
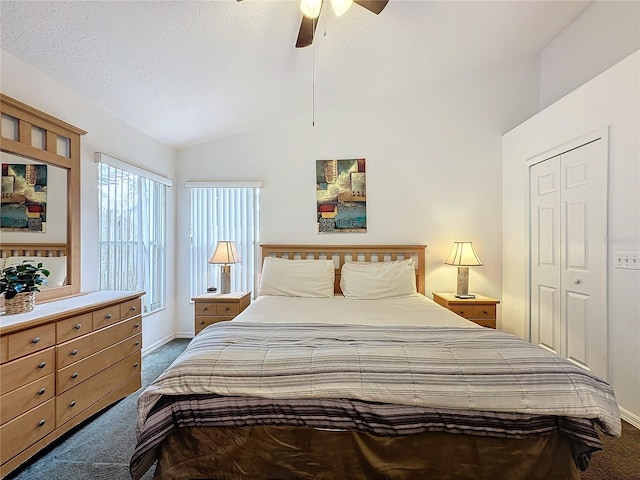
[131,244,621,480]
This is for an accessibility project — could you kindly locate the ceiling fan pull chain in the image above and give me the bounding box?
[323,1,328,37]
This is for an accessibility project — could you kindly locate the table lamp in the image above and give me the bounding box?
[208,241,241,294]
[445,241,483,299]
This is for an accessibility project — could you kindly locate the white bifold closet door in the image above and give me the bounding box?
[530,138,608,379]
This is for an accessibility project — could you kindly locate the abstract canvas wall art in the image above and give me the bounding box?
[1,163,48,232]
[316,158,366,233]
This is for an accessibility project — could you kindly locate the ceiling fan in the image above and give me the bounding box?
[237,0,389,48]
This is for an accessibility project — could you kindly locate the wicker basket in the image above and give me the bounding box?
[4,291,36,315]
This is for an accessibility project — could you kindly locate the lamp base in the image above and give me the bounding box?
[456,266,470,297]
[219,265,231,294]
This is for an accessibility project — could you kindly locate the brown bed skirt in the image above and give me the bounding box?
[152,426,581,480]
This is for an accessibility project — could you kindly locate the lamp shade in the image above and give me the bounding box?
[444,242,483,267]
[208,241,241,265]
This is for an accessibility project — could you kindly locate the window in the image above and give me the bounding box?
[188,183,261,298]
[97,153,171,314]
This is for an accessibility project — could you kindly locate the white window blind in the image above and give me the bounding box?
[188,184,260,298]
[98,159,168,314]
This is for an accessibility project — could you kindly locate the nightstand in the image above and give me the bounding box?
[432,292,500,329]
[192,291,251,335]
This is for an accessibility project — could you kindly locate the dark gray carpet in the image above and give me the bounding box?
[581,419,640,479]
[7,338,191,480]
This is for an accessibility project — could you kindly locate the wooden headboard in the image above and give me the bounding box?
[260,244,427,295]
[0,243,68,259]
[0,243,70,309]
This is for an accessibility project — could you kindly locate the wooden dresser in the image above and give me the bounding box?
[192,292,251,336]
[432,292,500,329]
[0,291,144,478]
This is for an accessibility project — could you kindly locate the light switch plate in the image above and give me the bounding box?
[614,252,640,270]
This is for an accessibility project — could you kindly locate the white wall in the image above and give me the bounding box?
[173,56,540,336]
[539,0,640,109]
[1,50,178,353]
[503,51,640,423]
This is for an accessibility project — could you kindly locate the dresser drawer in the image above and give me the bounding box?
[57,317,142,368]
[450,306,472,318]
[450,305,496,319]
[57,333,142,393]
[5,323,55,362]
[92,304,122,330]
[56,351,141,427]
[0,373,54,424]
[470,319,497,329]
[0,399,55,464]
[471,305,496,319]
[120,298,142,320]
[195,316,233,334]
[195,303,217,316]
[56,313,92,343]
[217,303,240,315]
[0,348,55,395]
[1,336,8,363]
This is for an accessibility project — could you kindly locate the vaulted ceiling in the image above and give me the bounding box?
[0,0,592,148]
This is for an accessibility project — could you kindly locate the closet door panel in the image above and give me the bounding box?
[565,291,589,369]
[560,140,607,378]
[530,156,562,354]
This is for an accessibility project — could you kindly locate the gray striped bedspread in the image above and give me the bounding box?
[131,322,621,479]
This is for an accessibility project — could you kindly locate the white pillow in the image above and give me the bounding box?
[340,259,417,299]
[4,256,68,287]
[258,257,335,297]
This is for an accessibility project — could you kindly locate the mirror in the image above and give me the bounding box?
[0,94,86,306]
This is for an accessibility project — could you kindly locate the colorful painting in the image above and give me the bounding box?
[316,158,366,233]
[1,163,48,232]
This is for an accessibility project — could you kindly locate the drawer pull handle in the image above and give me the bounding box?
[224,307,230,312]
[38,362,47,369]
[203,307,208,311]
[74,323,82,330]
[105,314,113,320]
[32,337,40,344]
[69,401,76,408]
[134,341,140,346]
[483,310,488,314]
[134,323,140,328]
[38,419,46,427]
[134,362,139,368]
[200,320,205,325]
[71,372,78,379]
[71,349,78,356]
[38,388,46,395]
[130,306,137,311]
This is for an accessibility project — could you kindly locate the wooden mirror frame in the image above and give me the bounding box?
[0,94,86,305]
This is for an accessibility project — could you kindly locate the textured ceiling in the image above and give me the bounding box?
[0,0,592,148]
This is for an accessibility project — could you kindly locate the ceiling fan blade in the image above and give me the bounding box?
[353,0,389,14]
[296,0,326,49]
[296,16,317,48]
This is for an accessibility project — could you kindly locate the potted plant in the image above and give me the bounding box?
[0,261,50,314]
